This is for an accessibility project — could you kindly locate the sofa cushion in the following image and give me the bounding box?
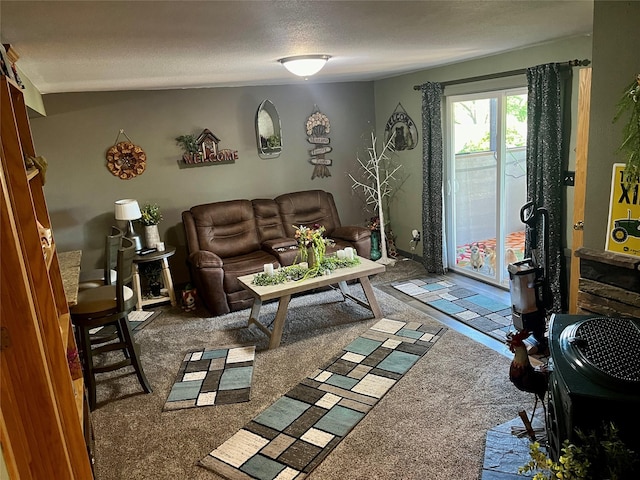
[190,200,261,258]
[276,190,341,237]
[253,199,287,242]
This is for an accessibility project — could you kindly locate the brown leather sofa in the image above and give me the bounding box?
[182,190,371,316]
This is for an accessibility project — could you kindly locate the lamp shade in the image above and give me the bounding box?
[114,199,142,221]
[279,55,331,77]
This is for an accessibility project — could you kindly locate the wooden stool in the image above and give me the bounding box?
[78,225,123,290]
[71,237,152,409]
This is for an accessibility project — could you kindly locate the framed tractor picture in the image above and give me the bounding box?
[606,163,640,257]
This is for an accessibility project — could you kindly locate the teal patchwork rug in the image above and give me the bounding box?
[164,345,256,411]
[199,318,445,479]
[392,277,512,342]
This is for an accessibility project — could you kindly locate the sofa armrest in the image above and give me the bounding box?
[331,225,371,242]
[262,237,298,251]
[188,250,223,269]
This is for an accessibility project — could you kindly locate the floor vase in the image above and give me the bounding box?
[370,231,382,261]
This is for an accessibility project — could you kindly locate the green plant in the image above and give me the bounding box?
[251,257,361,286]
[613,73,640,184]
[139,203,162,226]
[138,262,162,285]
[519,423,638,480]
[266,134,281,149]
[175,134,199,154]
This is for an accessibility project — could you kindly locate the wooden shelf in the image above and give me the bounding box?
[1,74,94,478]
[27,167,39,181]
[73,377,85,426]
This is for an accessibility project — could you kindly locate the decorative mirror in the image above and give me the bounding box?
[256,99,282,159]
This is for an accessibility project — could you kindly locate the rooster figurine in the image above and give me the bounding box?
[507,330,549,402]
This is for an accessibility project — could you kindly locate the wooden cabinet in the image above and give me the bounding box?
[1,76,93,478]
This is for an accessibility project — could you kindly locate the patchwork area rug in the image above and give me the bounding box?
[128,310,161,331]
[89,310,161,337]
[164,345,256,411]
[392,276,512,342]
[199,318,445,479]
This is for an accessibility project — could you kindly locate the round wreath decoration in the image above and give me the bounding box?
[106,141,147,180]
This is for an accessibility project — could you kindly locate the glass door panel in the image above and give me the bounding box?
[447,90,527,287]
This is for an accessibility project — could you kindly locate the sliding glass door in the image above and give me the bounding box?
[445,88,527,287]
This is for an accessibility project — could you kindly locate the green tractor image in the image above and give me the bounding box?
[611,210,640,243]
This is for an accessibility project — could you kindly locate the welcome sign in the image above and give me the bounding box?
[605,163,640,257]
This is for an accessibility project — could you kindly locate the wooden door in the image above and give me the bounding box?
[569,67,592,313]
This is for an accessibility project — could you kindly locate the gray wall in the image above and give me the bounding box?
[31,83,375,284]
[33,2,636,290]
[372,35,593,259]
[584,0,640,249]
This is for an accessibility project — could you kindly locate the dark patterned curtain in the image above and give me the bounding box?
[420,82,445,274]
[526,63,571,313]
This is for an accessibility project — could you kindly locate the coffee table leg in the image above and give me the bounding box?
[269,294,291,349]
[359,276,382,318]
[248,298,262,327]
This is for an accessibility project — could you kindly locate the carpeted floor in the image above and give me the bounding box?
[90,259,533,480]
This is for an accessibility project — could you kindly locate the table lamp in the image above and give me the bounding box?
[114,199,143,251]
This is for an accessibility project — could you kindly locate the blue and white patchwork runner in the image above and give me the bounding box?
[199,318,445,479]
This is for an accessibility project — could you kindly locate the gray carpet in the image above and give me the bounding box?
[90,259,532,480]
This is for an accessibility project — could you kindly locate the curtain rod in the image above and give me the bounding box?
[413,59,590,90]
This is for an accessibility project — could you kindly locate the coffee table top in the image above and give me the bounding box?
[238,256,385,302]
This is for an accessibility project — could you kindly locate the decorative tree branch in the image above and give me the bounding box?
[349,131,402,265]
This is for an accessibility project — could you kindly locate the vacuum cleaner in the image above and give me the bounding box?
[507,200,552,353]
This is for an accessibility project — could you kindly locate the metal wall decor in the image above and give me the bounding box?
[256,99,283,159]
[106,129,146,179]
[384,103,418,151]
[306,105,332,179]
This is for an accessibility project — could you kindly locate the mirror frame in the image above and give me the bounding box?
[255,99,282,159]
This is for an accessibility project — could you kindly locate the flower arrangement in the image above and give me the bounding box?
[294,224,332,265]
[139,203,162,226]
[367,216,380,231]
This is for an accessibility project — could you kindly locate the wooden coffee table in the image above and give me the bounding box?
[238,257,385,349]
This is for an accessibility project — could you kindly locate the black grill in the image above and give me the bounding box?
[560,316,640,387]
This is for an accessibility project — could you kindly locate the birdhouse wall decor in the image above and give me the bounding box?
[177,128,239,168]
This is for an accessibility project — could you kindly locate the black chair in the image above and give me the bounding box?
[71,236,152,409]
[78,226,123,290]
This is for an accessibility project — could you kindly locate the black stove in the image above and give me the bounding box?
[546,314,640,460]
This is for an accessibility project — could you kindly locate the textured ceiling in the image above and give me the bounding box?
[1,1,593,94]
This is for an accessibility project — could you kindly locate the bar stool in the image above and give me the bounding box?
[71,237,152,409]
[78,226,123,290]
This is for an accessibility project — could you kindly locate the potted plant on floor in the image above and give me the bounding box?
[139,203,162,249]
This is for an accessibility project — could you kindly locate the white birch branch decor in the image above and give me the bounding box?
[349,131,402,265]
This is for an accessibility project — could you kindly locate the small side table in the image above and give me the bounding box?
[133,246,177,311]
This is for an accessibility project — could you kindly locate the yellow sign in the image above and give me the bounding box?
[605,163,640,257]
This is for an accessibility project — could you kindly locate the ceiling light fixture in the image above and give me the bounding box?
[279,55,331,77]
